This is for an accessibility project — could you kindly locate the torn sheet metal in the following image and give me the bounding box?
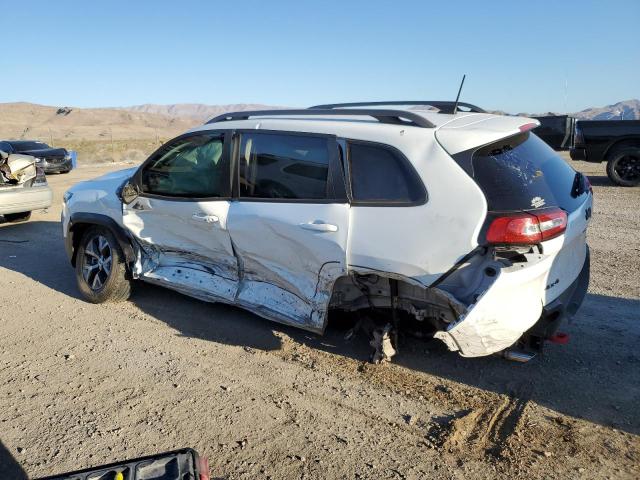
[434,264,546,357]
[0,153,37,184]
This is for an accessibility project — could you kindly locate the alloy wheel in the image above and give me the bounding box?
[614,155,640,182]
[82,235,113,291]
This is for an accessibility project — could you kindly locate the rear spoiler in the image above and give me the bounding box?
[435,115,541,155]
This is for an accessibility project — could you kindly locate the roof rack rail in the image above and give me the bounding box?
[309,101,485,114]
[206,108,436,128]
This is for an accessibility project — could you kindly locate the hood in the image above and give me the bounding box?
[92,167,138,183]
[20,147,68,158]
[68,167,137,194]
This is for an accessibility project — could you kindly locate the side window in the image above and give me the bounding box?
[141,134,229,198]
[348,141,425,204]
[238,133,330,200]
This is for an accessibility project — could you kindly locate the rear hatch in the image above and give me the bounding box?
[437,116,592,303]
[432,116,592,356]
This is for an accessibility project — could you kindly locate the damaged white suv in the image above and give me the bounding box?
[62,102,592,360]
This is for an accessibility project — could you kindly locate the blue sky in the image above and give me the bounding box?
[1,0,638,113]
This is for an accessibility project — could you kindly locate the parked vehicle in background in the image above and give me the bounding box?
[531,115,576,150]
[570,120,640,186]
[0,140,73,174]
[61,101,592,363]
[0,149,52,222]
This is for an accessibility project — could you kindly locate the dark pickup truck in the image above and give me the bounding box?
[0,140,73,174]
[570,120,640,186]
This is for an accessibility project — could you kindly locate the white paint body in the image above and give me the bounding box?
[62,109,591,356]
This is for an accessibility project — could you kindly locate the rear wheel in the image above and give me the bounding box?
[3,211,31,223]
[606,147,640,187]
[75,226,131,303]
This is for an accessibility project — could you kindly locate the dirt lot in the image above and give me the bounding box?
[0,156,638,479]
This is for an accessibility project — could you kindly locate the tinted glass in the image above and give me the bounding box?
[471,132,588,212]
[239,133,329,199]
[141,134,228,197]
[9,141,50,151]
[0,141,13,153]
[349,142,424,203]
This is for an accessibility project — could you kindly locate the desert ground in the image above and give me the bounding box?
[0,155,638,479]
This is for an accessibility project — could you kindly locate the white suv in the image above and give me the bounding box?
[62,102,592,360]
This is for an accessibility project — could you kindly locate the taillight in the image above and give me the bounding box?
[486,208,567,245]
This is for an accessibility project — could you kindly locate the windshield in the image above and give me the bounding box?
[467,132,589,213]
[9,141,50,151]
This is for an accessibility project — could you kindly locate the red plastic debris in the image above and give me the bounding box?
[548,332,570,344]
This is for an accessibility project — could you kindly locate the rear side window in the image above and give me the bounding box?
[468,132,588,212]
[348,141,425,204]
[238,133,331,200]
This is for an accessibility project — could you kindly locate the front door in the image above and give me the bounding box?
[123,131,239,302]
[227,130,349,331]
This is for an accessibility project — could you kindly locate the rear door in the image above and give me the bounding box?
[123,131,239,302]
[227,130,349,331]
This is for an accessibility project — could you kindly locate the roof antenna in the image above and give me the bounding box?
[452,74,466,114]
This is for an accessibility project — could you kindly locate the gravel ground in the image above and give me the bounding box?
[0,155,638,479]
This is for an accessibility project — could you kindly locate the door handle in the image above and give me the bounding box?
[299,221,338,232]
[192,213,219,224]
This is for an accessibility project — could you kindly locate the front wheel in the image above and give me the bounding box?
[3,211,31,223]
[606,147,640,187]
[75,226,131,303]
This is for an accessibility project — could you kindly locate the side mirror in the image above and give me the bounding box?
[121,181,140,204]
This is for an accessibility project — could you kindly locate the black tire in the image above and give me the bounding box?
[75,226,131,303]
[60,169,71,174]
[606,147,640,187]
[4,211,31,223]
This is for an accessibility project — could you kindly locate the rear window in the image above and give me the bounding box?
[348,141,425,204]
[466,132,588,212]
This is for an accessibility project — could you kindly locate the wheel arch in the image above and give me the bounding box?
[68,213,136,268]
[604,137,640,160]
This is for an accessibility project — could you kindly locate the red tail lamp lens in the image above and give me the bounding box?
[486,208,567,245]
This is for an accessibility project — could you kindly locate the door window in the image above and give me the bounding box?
[141,134,229,198]
[238,133,331,200]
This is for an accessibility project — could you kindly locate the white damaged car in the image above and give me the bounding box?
[1,149,52,222]
[61,102,592,361]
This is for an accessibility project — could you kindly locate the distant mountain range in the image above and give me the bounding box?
[119,103,285,123]
[2,98,637,144]
[119,99,640,121]
[523,99,640,120]
[572,99,640,120]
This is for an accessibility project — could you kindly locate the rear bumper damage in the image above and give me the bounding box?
[526,246,590,341]
[435,245,590,357]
